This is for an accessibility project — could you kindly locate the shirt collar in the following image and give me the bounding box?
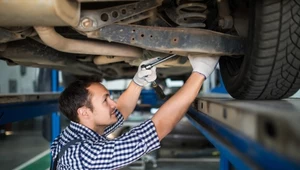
[69,121,106,141]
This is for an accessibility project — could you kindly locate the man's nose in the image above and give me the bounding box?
[108,98,117,108]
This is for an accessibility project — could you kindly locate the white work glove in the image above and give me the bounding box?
[133,58,158,87]
[188,55,220,79]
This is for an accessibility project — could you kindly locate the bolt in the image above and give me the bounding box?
[81,18,93,28]
[218,19,225,28]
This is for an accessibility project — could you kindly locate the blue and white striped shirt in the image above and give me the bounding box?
[51,110,160,170]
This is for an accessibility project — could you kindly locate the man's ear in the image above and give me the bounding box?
[77,106,89,119]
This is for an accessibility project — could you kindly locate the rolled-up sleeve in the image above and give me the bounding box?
[80,120,160,170]
[103,110,124,136]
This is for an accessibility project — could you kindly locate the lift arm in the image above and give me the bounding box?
[0,93,59,125]
[187,96,300,170]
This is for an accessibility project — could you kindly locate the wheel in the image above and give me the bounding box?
[220,0,300,99]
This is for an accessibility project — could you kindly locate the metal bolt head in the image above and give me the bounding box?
[218,19,225,28]
[81,18,93,28]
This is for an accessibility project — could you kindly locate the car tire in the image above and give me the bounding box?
[220,0,300,99]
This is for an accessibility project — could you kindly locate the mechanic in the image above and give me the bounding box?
[51,55,219,170]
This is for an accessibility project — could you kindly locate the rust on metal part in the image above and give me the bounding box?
[89,24,245,55]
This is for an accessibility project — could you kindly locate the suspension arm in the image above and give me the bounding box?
[76,0,160,32]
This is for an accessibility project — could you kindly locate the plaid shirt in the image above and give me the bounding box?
[51,110,160,170]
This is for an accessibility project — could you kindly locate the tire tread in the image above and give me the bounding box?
[222,0,300,99]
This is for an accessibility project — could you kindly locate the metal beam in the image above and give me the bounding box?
[186,107,257,170]
[88,24,245,55]
[195,97,300,162]
[0,93,59,125]
[0,99,58,125]
[0,93,59,104]
[186,98,300,170]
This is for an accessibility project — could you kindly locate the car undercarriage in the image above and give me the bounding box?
[0,0,299,99]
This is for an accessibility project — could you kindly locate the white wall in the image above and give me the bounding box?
[102,79,131,90]
[0,60,39,94]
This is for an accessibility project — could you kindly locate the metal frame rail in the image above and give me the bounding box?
[0,93,59,125]
[186,97,300,170]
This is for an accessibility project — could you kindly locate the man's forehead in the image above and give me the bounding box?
[87,83,109,95]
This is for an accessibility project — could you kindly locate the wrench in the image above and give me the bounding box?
[141,54,177,99]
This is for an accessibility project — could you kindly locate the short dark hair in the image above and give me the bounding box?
[58,76,102,122]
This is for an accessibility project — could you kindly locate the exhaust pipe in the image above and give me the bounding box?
[0,0,80,26]
[34,26,143,58]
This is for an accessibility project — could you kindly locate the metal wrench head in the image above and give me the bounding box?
[141,54,177,70]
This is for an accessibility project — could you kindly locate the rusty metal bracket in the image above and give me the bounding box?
[88,24,245,56]
[0,28,25,43]
[77,0,160,31]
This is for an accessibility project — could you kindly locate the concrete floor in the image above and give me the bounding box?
[145,161,219,170]
[0,117,50,170]
[0,116,219,170]
[0,131,49,170]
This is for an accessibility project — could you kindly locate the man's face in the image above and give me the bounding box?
[86,83,118,127]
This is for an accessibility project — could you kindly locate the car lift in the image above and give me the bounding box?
[187,96,300,170]
[0,71,300,169]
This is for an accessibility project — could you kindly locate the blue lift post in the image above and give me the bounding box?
[186,98,300,170]
[51,70,60,142]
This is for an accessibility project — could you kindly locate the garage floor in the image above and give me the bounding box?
[0,117,219,170]
[0,117,50,170]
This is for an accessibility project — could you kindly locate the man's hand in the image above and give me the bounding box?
[133,58,158,87]
[188,54,220,79]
